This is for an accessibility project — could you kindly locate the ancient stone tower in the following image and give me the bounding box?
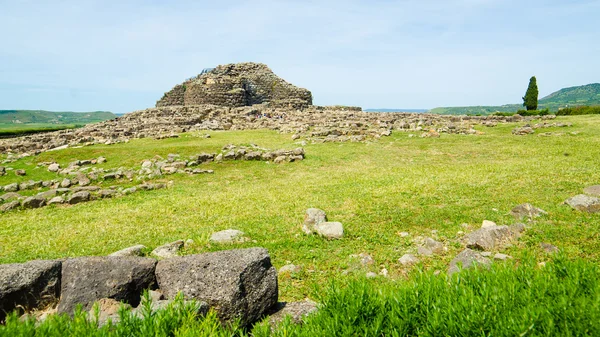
[156,63,312,109]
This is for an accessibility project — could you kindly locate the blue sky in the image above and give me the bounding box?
[1,0,599,113]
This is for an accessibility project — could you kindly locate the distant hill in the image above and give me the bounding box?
[364,108,429,113]
[0,110,116,125]
[430,83,600,115]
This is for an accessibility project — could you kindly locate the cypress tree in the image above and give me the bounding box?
[522,76,539,111]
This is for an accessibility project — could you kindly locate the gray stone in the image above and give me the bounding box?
[0,260,61,322]
[564,194,600,213]
[60,178,72,188]
[22,196,46,209]
[122,187,137,195]
[267,300,318,326]
[584,185,600,197]
[448,248,492,275]
[155,247,278,326]
[398,254,419,266]
[48,163,60,172]
[48,196,65,205]
[15,169,26,176]
[36,189,57,200]
[57,256,157,314]
[541,242,559,253]
[417,246,433,256]
[97,156,107,164]
[481,220,496,228]
[422,237,445,254]
[274,155,287,164]
[315,222,344,239]
[72,186,100,192]
[209,229,248,244]
[302,208,327,234]
[77,174,91,186]
[97,189,117,198]
[109,245,147,257]
[278,264,302,275]
[67,191,91,205]
[511,203,547,219]
[493,253,511,260]
[0,200,20,212]
[4,183,18,192]
[151,240,184,259]
[465,225,521,251]
[0,192,21,201]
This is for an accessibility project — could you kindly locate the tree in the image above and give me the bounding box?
[522,76,539,111]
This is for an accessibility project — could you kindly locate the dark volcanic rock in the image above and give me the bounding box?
[155,247,278,326]
[57,256,157,314]
[0,260,61,322]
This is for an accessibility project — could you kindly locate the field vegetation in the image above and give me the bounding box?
[1,114,600,334]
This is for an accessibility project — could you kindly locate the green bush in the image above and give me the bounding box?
[2,257,599,336]
[516,108,550,116]
[556,105,600,116]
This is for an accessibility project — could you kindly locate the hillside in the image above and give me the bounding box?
[0,110,116,125]
[430,83,600,115]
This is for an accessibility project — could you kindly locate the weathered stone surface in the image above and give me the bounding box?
[0,192,21,201]
[267,300,318,326]
[583,185,600,197]
[448,249,492,275]
[48,196,65,205]
[57,256,157,314]
[22,195,46,209]
[67,191,91,205]
[481,220,496,228]
[564,194,600,213]
[155,247,278,326]
[465,225,522,251]
[36,189,57,200]
[48,163,60,172]
[109,245,147,257]
[0,260,61,322]
[3,183,18,192]
[511,203,547,219]
[151,240,184,259]
[15,169,26,176]
[60,178,71,188]
[209,230,248,244]
[398,254,419,266]
[0,200,20,212]
[302,208,327,234]
[422,237,445,254]
[512,126,534,135]
[315,222,344,239]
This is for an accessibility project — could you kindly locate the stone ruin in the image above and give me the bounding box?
[156,62,313,110]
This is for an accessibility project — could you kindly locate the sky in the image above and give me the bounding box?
[1,0,599,113]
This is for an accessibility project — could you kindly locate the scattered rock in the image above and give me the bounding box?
[583,185,600,197]
[541,242,559,254]
[465,225,523,251]
[564,194,600,213]
[60,178,72,188]
[315,222,344,239]
[511,203,547,219]
[15,169,26,176]
[155,248,277,326]
[48,196,65,205]
[22,196,46,209]
[0,200,20,212]
[0,192,21,202]
[279,264,302,275]
[109,245,147,257]
[481,220,496,228]
[302,208,327,234]
[151,240,184,259]
[3,183,19,192]
[512,126,534,135]
[267,300,318,326]
[448,248,492,275]
[493,253,511,260]
[0,260,61,322]
[67,191,91,205]
[57,256,157,314]
[209,229,248,244]
[48,163,60,172]
[398,254,419,266]
[422,237,445,254]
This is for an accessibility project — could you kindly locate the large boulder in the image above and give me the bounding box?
[0,260,61,322]
[155,247,278,326]
[464,225,523,251]
[57,256,157,314]
[564,194,600,213]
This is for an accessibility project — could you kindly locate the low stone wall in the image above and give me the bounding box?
[0,248,278,327]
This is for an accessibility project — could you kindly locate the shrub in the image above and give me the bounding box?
[556,105,600,116]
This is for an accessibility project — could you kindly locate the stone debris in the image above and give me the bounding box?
[278,264,302,275]
[512,126,535,135]
[315,222,344,239]
[109,245,147,257]
[302,208,327,234]
[583,185,600,197]
[398,254,419,266]
[151,240,184,259]
[564,194,600,213]
[510,203,547,219]
[209,229,249,244]
[481,220,497,228]
[465,224,524,251]
[448,248,492,275]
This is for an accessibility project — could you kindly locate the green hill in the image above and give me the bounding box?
[0,110,116,124]
[430,83,600,115]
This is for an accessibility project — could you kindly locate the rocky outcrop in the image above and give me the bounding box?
[0,260,61,322]
[155,247,278,326]
[156,63,312,109]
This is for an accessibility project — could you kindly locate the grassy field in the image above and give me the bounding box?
[0,123,79,137]
[1,114,600,306]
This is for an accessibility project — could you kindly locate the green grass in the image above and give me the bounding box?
[1,115,600,304]
[0,123,80,137]
[2,257,599,336]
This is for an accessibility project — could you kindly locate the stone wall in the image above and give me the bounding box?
[156,63,313,109]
